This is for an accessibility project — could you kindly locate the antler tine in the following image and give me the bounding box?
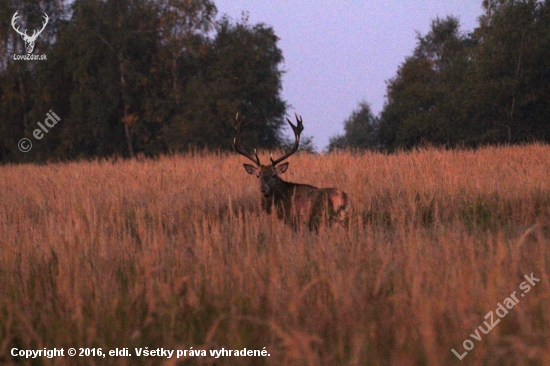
[233,113,261,166]
[29,13,49,40]
[270,113,304,166]
[11,11,49,40]
[11,11,27,37]
[37,13,49,34]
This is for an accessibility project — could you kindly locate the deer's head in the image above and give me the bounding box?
[243,162,289,195]
[234,113,303,196]
[12,11,49,54]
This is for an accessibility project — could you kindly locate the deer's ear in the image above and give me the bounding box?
[243,164,258,175]
[275,162,289,174]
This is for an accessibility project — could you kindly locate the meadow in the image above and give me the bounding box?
[1,144,549,365]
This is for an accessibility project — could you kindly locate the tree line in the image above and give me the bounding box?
[2,0,549,164]
[330,0,550,152]
[0,0,288,163]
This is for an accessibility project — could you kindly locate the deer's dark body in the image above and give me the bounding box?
[235,113,350,231]
[262,179,349,230]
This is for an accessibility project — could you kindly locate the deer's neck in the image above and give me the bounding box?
[270,177,295,200]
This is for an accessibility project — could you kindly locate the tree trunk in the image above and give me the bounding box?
[18,74,27,131]
[119,51,134,157]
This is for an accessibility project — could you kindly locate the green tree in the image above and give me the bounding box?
[163,15,287,151]
[327,135,346,152]
[0,0,288,163]
[469,0,549,143]
[157,0,217,107]
[328,101,378,152]
[378,3,550,151]
[0,0,65,163]
[378,16,474,150]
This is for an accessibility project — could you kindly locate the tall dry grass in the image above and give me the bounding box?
[0,144,549,365]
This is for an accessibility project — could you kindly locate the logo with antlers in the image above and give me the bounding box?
[11,11,49,54]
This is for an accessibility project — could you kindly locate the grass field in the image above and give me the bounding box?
[1,144,549,365]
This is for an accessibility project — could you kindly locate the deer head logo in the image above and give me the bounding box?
[11,11,49,54]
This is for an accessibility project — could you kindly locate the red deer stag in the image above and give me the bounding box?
[234,113,350,231]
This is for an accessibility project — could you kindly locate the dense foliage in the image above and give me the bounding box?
[327,101,378,152]
[3,0,549,161]
[0,0,287,163]
[336,0,550,151]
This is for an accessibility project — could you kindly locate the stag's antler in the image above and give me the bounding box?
[11,11,48,41]
[31,13,49,41]
[270,113,304,166]
[233,113,261,166]
[11,11,26,38]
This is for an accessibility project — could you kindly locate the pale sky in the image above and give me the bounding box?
[213,1,484,150]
